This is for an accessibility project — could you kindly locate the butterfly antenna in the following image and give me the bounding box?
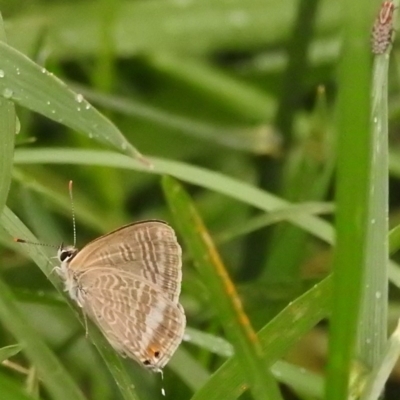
[13,238,58,248]
[69,180,77,247]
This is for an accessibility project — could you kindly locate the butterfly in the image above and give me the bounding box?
[53,220,185,371]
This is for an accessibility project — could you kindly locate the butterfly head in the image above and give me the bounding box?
[57,244,79,264]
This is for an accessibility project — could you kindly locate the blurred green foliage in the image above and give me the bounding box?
[0,0,399,399]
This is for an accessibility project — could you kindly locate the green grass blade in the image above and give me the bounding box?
[168,348,210,391]
[0,13,15,221]
[14,148,334,244]
[162,175,283,400]
[0,275,86,400]
[0,207,141,400]
[0,41,147,163]
[14,148,400,288]
[191,276,331,400]
[0,344,23,362]
[70,83,279,155]
[325,0,373,397]
[389,224,400,255]
[355,6,393,373]
[360,319,400,400]
[183,327,234,357]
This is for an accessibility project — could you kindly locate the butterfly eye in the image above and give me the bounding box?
[59,250,72,262]
[143,360,151,366]
[154,351,160,358]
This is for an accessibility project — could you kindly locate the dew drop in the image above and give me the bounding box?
[375,291,382,299]
[47,101,51,105]
[41,68,46,73]
[88,132,93,139]
[75,93,84,103]
[0,70,5,78]
[16,68,20,75]
[77,107,81,111]
[15,116,21,135]
[229,11,249,28]
[85,103,91,110]
[2,88,13,99]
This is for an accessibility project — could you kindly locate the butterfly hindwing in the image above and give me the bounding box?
[78,268,186,370]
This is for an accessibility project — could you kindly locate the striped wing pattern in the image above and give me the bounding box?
[69,221,182,303]
[67,220,185,370]
[79,270,185,370]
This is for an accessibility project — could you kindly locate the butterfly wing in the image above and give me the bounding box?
[69,220,182,303]
[78,268,186,370]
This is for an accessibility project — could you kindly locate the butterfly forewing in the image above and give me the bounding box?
[69,221,182,303]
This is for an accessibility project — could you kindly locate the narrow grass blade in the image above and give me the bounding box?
[12,168,111,233]
[0,276,86,400]
[71,83,279,155]
[162,176,283,400]
[271,360,324,399]
[13,148,400,288]
[0,41,148,164]
[183,327,234,358]
[216,202,334,245]
[168,348,210,391]
[0,344,23,362]
[0,13,15,220]
[191,276,331,400]
[360,319,400,400]
[389,224,400,255]
[14,148,334,244]
[0,207,141,400]
[355,0,395,373]
[326,0,373,397]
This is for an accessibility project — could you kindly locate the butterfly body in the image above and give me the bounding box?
[55,220,185,371]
